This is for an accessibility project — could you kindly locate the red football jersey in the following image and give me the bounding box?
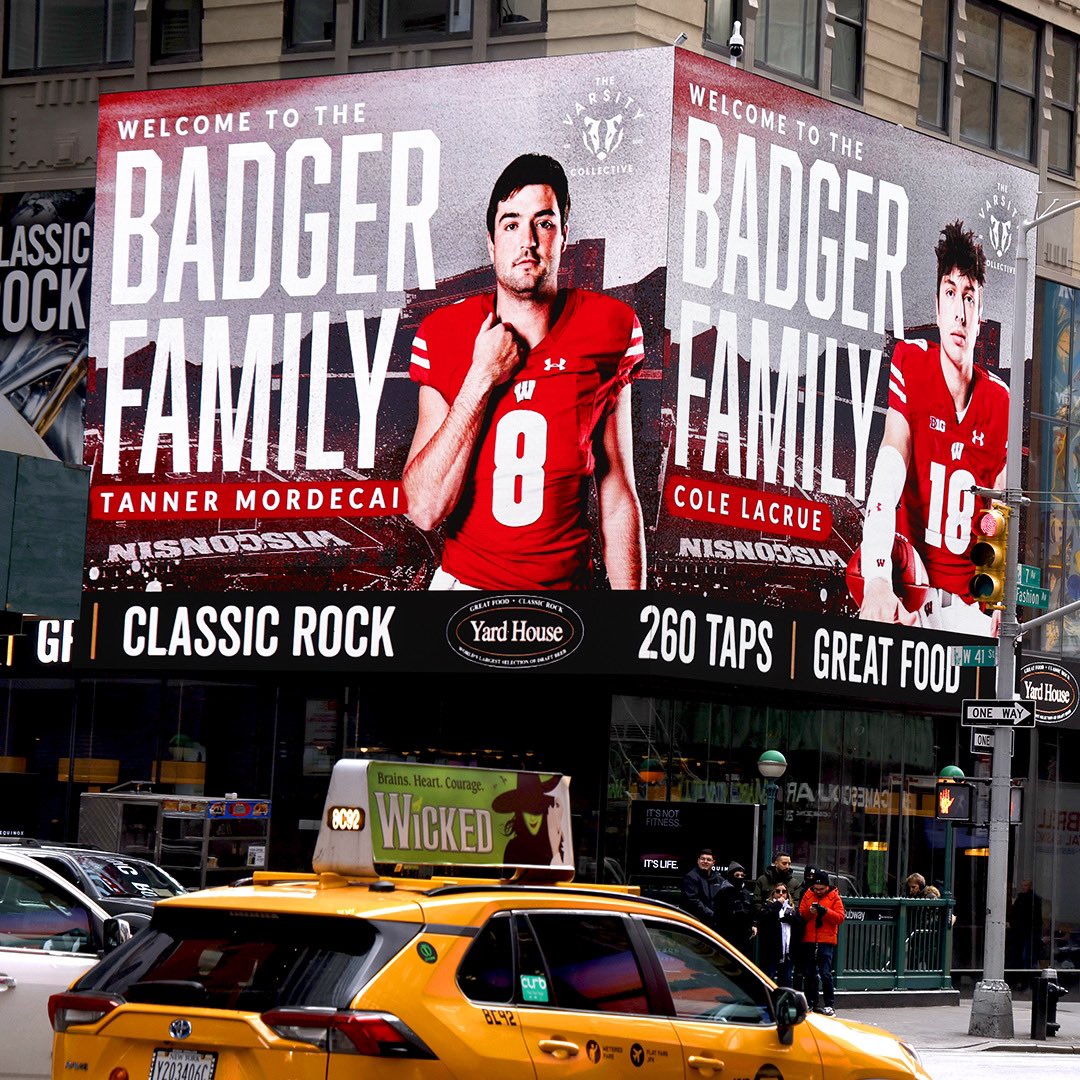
[888,339,1009,597]
[409,290,643,589]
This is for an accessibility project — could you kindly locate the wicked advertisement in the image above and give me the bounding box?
[313,759,574,874]
[69,47,1037,695]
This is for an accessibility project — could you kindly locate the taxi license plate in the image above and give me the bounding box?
[149,1048,218,1080]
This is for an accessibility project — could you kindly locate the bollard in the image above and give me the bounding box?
[1031,968,1068,1039]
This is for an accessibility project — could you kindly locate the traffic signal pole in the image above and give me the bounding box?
[969,199,1080,1037]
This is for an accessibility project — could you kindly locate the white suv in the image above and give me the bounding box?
[0,848,128,1080]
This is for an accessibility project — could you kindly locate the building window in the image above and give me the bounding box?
[757,0,818,84]
[355,0,471,43]
[492,0,542,33]
[917,0,951,131]
[830,0,864,98]
[704,0,737,54]
[959,0,1037,163]
[1049,30,1078,176]
[6,0,133,73]
[285,0,334,49]
[153,0,200,62]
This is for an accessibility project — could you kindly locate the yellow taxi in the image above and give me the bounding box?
[49,762,930,1080]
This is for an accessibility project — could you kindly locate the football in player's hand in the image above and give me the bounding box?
[845,534,930,612]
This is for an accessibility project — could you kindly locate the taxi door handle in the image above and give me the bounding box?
[538,1039,581,1059]
[0,975,15,991]
[688,1054,725,1075]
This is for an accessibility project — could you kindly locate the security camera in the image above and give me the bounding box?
[728,20,744,59]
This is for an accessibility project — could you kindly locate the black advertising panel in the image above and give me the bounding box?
[626,799,757,886]
[55,49,1039,694]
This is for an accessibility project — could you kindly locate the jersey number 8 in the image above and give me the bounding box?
[492,410,547,527]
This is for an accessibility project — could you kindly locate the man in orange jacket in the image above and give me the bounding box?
[798,869,845,1015]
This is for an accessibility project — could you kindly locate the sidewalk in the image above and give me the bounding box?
[843,999,1080,1052]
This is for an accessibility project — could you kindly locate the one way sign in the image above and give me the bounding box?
[961,699,1036,728]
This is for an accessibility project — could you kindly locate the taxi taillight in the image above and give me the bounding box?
[49,991,124,1032]
[261,1007,435,1058]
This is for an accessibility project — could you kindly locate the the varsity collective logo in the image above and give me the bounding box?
[561,76,645,177]
[446,595,584,668]
[979,183,1020,272]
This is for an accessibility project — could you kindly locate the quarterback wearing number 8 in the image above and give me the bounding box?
[858,220,1006,634]
[403,154,646,590]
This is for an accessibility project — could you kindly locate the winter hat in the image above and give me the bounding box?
[809,869,831,888]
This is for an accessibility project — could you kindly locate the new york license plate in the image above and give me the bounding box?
[148,1048,218,1080]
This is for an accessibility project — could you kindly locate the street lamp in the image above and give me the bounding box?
[757,750,788,875]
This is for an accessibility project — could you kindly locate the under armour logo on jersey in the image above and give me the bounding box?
[544,358,567,372]
[972,430,985,446]
[514,380,536,403]
[951,441,964,461]
[930,416,946,433]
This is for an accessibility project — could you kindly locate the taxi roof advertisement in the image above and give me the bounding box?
[312,759,574,874]
[66,46,1037,705]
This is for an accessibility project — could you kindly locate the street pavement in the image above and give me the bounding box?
[843,998,1080,1052]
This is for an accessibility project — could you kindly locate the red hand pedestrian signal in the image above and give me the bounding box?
[935,781,972,821]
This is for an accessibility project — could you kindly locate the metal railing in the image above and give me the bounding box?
[836,898,954,990]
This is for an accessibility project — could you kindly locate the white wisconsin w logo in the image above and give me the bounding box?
[951,442,964,461]
[514,380,536,403]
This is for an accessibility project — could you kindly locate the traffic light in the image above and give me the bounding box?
[969,503,1010,606]
[935,781,973,821]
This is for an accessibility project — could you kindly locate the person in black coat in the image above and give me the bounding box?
[757,879,802,985]
[714,861,757,955]
[681,848,722,923]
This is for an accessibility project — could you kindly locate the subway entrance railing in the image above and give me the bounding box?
[835,898,955,990]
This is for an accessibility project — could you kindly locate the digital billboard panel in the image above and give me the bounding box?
[67,47,1038,701]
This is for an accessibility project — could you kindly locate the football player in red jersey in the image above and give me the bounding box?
[859,220,1006,634]
[402,154,646,590]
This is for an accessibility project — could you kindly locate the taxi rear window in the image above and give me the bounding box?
[74,907,419,1010]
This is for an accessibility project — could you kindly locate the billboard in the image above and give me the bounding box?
[0,188,93,466]
[662,52,1035,638]
[0,189,94,619]
[70,48,1038,697]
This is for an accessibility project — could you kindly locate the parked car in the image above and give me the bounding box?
[51,870,929,1080]
[0,840,184,930]
[0,847,130,1080]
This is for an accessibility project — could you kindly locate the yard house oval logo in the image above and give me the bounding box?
[447,595,584,669]
[1020,661,1079,723]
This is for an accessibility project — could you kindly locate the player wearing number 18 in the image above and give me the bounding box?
[857,221,1007,635]
[403,154,646,590]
